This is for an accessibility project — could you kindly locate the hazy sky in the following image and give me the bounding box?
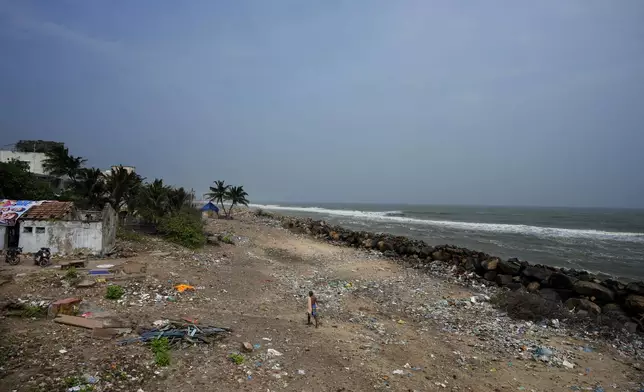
[1,1,643,207]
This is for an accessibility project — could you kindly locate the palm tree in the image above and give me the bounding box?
[72,168,106,209]
[105,166,143,213]
[225,185,249,218]
[205,180,229,216]
[137,179,170,223]
[167,187,190,213]
[42,145,87,185]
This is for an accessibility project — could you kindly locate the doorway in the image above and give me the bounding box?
[7,223,20,248]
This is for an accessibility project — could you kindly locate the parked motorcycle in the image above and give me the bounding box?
[34,247,51,267]
[4,247,22,265]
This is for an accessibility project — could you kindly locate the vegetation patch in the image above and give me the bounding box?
[218,233,235,245]
[150,337,171,366]
[116,227,145,242]
[157,208,206,249]
[228,353,245,365]
[105,285,125,300]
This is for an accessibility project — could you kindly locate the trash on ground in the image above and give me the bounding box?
[266,348,283,357]
[174,284,195,292]
[118,319,230,346]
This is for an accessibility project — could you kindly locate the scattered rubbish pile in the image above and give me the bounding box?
[118,319,231,346]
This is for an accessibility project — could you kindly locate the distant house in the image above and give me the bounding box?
[0,150,48,175]
[0,200,117,255]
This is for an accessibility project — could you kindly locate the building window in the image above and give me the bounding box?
[36,227,46,234]
[23,227,33,233]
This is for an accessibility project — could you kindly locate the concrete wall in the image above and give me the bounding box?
[0,226,6,250]
[19,220,104,255]
[0,151,47,175]
[101,204,117,252]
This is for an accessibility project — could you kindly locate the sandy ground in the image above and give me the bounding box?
[0,213,642,392]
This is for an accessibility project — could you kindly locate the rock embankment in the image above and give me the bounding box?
[278,216,644,332]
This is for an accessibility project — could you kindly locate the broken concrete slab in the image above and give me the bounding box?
[54,315,103,329]
[76,279,96,288]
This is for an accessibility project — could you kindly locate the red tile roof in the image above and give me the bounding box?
[21,201,75,220]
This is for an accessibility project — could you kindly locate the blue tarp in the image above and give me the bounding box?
[200,202,219,212]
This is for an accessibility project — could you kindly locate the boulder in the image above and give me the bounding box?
[330,231,341,241]
[573,281,615,303]
[539,288,562,303]
[419,246,433,259]
[522,266,553,282]
[431,250,448,262]
[481,258,499,271]
[553,289,574,302]
[496,274,513,287]
[526,281,540,293]
[483,271,497,282]
[497,259,522,275]
[506,282,524,291]
[626,281,644,295]
[377,241,394,252]
[565,298,601,315]
[549,272,577,290]
[463,257,476,272]
[625,295,644,315]
[362,239,375,249]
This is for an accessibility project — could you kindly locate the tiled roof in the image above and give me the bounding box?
[21,201,75,220]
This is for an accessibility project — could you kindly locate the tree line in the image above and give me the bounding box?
[0,144,192,224]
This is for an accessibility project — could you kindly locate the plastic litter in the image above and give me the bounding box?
[392,369,404,375]
[174,284,195,293]
[267,349,283,357]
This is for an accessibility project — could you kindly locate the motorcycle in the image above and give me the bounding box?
[34,247,51,267]
[4,247,22,265]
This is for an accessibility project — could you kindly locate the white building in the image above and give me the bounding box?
[14,201,117,255]
[0,150,48,175]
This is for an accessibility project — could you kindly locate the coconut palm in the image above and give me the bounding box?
[42,145,87,185]
[225,185,249,218]
[105,166,143,213]
[137,179,171,223]
[167,186,190,213]
[72,168,107,209]
[205,180,229,216]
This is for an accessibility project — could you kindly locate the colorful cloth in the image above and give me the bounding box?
[311,303,318,317]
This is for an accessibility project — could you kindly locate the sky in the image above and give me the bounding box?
[1,1,643,208]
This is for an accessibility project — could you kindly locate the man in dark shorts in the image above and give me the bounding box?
[307,291,318,328]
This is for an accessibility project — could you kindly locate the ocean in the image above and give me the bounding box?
[251,203,644,281]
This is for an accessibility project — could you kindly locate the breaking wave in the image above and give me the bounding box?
[250,204,644,243]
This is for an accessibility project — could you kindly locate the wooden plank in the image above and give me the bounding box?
[54,315,103,329]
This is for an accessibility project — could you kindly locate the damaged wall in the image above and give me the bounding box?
[101,204,117,252]
[19,220,103,255]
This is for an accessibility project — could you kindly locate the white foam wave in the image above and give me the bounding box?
[250,204,644,243]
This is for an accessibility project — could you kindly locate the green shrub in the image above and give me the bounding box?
[151,337,170,366]
[105,285,125,300]
[218,233,235,245]
[23,305,46,318]
[228,353,244,365]
[116,227,145,242]
[157,208,206,249]
[64,267,79,281]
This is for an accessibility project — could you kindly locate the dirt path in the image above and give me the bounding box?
[0,215,641,391]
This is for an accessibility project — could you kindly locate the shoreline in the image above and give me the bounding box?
[257,210,644,332]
